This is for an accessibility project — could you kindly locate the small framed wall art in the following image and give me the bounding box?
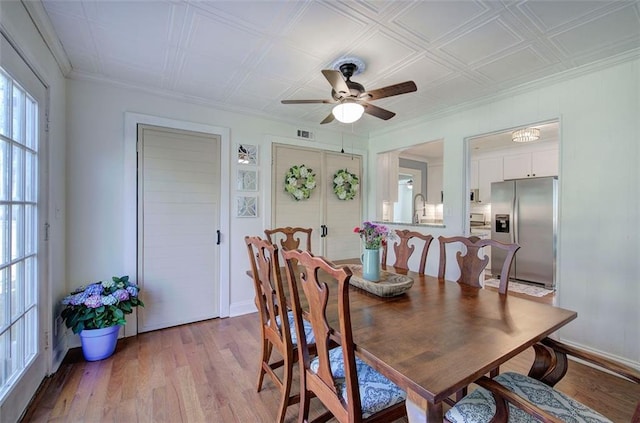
[237,144,258,165]
[236,195,258,218]
[237,169,258,191]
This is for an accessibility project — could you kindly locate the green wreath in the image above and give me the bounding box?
[333,169,359,200]
[284,164,317,201]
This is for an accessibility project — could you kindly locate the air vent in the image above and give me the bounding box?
[297,129,314,140]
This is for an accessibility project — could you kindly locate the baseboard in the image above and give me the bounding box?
[229,300,257,317]
[553,335,640,374]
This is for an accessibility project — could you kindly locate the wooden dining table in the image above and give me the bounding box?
[314,260,578,422]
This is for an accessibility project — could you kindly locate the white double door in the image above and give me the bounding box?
[137,125,221,333]
[272,144,362,260]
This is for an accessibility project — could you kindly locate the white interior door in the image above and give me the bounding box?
[137,125,220,332]
[272,144,323,252]
[323,152,362,260]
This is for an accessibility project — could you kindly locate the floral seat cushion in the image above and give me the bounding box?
[273,311,315,346]
[310,347,406,419]
[445,372,612,423]
[286,310,315,346]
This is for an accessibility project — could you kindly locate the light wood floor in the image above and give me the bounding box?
[22,309,639,422]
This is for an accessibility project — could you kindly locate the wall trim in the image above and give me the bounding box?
[229,301,257,318]
[557,336,640,374]
[371,48,640,138]
[20,0,72,75]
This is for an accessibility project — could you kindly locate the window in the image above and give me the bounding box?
[0,66,39,398]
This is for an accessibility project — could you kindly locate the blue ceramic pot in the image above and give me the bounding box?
[79,325,121,361]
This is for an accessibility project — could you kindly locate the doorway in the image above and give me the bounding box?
[466,121,559,230]
[137,124,221,332]
[465,121,560,286]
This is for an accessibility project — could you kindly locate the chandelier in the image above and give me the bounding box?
[512,127,540,143]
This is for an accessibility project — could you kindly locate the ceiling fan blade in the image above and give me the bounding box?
[320,112,335,124]
[281,99,335,104]
[321,69,350,97]
[364,81,417,101]
[363,103,396,120]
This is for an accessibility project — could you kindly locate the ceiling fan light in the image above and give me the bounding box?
[332,102,364,123]
[512,127,540,143]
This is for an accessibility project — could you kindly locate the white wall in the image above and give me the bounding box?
[369,58,640,367]
[66,78,368,322]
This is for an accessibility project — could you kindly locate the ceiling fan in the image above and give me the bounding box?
[281,61,417,124]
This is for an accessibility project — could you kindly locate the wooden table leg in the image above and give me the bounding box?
[406,389,442,423]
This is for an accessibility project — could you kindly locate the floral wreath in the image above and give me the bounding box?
[284,164,317,201]
[333,169,359,200]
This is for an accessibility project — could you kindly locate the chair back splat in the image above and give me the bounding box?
[282,249,407,423]
[265,226,313,252]
[438,235,519,294]
[382,229,433,274]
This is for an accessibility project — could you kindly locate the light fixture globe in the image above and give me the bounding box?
[512,127,540,143]
[332,102,364,123]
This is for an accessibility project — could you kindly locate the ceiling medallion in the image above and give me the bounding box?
[330,56,366,76]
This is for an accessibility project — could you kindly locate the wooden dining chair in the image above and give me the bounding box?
[265,226,313,252]
[282,249,407,423]
[445,337,640,422]
[381,229,433,274]
[244,236,315,423]
[438,235,520,385]
[438,235,520,294]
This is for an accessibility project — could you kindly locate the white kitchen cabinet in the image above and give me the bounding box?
[470,159,479,190]
[503,152,531,179]
[478,157,503,203]
[427,164,443,204]
[531,149,559,177]
[377,150,399,203]
[503,149,558,180]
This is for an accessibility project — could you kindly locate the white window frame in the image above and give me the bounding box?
[0,29,49,423]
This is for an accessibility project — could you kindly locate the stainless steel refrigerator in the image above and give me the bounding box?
[491,177,557,288]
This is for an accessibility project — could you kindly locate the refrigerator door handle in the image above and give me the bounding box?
[513,195,518,244]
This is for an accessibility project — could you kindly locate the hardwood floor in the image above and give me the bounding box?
[22,312,639,422]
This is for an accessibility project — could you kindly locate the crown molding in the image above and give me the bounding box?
[372,47,640,138]
[62,40,639,141]
[67,69,372,137]
[21,0,72,76]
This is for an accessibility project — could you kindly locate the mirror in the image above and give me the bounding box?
[379,139,444,225]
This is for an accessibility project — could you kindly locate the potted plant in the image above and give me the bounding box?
[60,275,144,361]
[353,222,394,281]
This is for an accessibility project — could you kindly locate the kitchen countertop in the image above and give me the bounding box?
[377,220,446,228]
[470,225,491,230]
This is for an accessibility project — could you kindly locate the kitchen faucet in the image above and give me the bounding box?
[413,193,426,223]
